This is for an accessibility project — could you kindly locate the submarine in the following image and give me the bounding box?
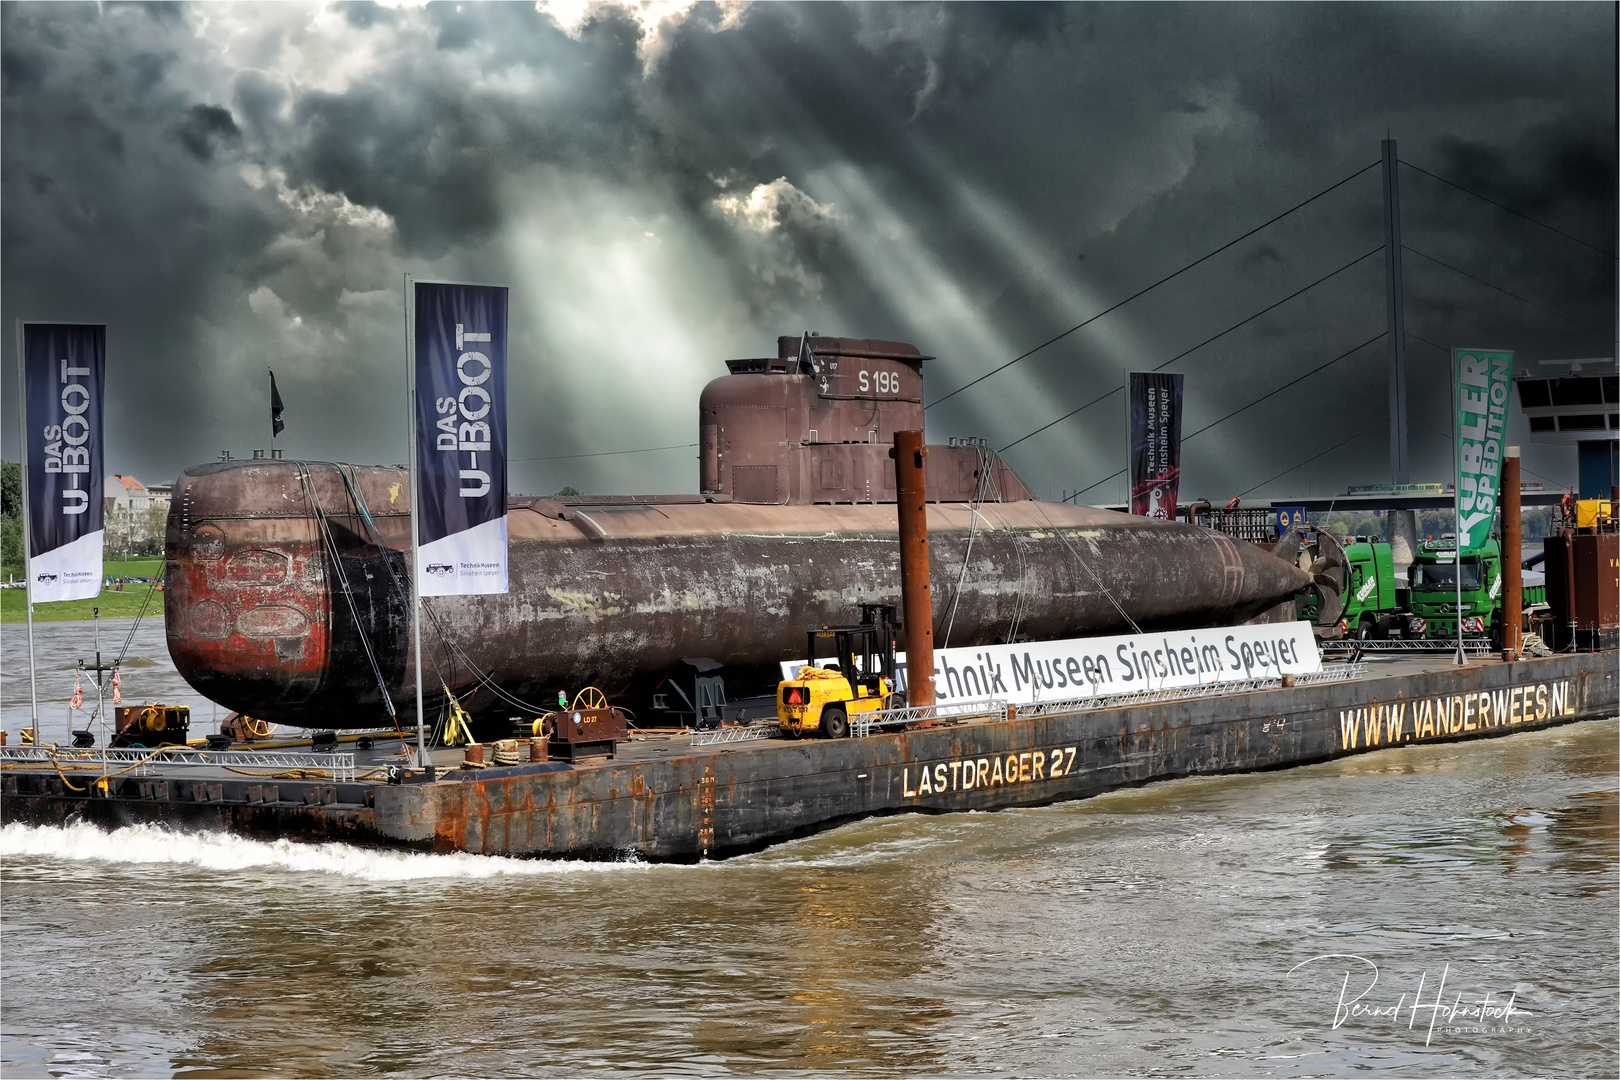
[163,335,1324,729]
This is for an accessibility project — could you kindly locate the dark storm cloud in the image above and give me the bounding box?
[2,3,284,456]
[1399,115,1614,362]
[1,1,1613,502]
[176,103,241,161]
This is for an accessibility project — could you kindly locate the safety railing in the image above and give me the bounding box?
[1321,637,1494,654]
[1294,664,1370,684]
[695,666,1373,745]
[853,668,1368,729]
[850,698,1008,738]
[1013,666,1368,716]
[690,724,781,747]
[0,745,359,782]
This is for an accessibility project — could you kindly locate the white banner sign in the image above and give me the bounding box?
[782,621,1322,707]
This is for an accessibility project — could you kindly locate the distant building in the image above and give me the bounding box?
[106,474,160,513]
[104,474,173,556]
[1515,359,1618,498]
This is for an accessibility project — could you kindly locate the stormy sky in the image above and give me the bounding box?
[2,1,1614,503]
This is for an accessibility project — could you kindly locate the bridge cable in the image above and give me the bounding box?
[1237,419,1388,498]
[998,245,1383,454]
[511,442,697,463]
[1061,332,1388,502]
[927,161,1381,410]
[1399,160,1615,257]
[1402,246,1581,325]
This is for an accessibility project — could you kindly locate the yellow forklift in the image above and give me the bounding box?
[777,604,899,739]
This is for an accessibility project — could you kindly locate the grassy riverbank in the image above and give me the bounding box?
[0,559,165,623]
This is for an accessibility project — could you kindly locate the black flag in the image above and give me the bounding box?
[269,370,285,436]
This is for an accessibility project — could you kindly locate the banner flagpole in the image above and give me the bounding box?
[1451,348,1465,667]
[15,320,40,745]
[1121,366,1128,510]
[407,280,509,762]
[404,274,427,768]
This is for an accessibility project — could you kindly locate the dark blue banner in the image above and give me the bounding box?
[414,282,509,595]
[1129,371,1183,520]
[23,324,105,601]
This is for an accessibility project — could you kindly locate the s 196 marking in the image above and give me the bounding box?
[858,369,901,395]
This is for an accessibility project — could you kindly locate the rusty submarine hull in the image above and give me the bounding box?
[163,336,1316,729]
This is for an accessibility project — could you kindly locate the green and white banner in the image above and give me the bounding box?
[1454,348,1514,549]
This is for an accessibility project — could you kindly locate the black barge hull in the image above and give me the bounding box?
[4,652,1614,861]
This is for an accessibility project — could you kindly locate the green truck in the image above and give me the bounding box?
[1297,537,1402,638]
[1407,537,1545,641]
[1296,534,1545,641]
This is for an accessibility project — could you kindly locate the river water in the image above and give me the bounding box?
[1,617,230,742]
[1,688,1614,1078]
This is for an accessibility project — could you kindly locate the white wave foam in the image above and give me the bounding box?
[0,822,647,881]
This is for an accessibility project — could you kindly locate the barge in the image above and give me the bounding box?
[5,331,1613,860]
[3,650,1613,861]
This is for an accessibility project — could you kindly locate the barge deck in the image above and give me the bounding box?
[3,651,1614,862]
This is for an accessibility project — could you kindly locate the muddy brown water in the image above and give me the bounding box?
[2,618,231,742]
[2,671,1614,1080]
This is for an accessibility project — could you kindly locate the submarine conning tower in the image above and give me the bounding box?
[698,335,1036,505]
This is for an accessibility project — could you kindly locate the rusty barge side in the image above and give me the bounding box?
[4,652,1613,860]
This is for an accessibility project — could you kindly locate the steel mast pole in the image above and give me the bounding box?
[1503,446,1522,659]
[1382,138,1420,579]
[15,321,40,745]
[892,429,935,710]
[95,608,107,787]
[1382,138,1410,485]
[404,274,427,768]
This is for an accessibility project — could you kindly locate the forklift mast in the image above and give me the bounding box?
[803,604,899,698]
[857,603,899,688]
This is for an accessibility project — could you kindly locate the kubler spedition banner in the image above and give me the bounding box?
[784,620,1322,708]
[414,282,509,595]
[1129,371,1183,519]
[1454,348,1514,550]
[23,324,105,602]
